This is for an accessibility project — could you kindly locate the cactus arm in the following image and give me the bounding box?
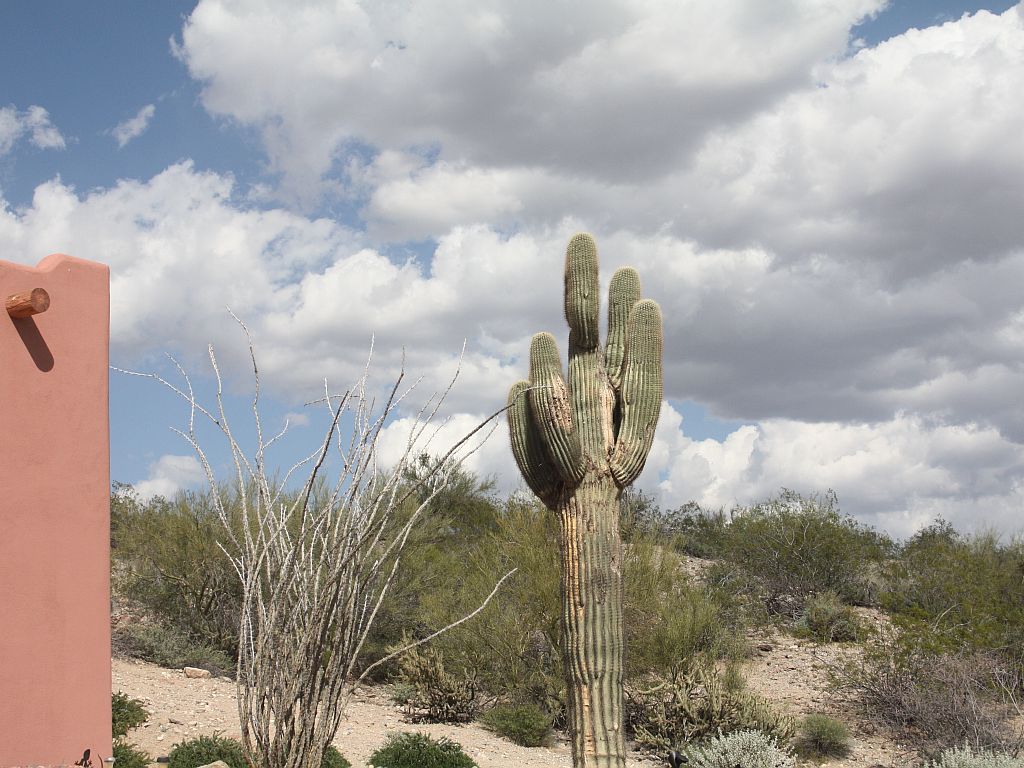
[610,299,664,486]
[528,332,586,484]
[508,381,562,507]
[564,233,601,353]
[605,267,641,391]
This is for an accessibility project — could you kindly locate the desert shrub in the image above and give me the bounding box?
[368,732,477,768]
[684,729,796,768]
[626,661,795,753]
[322,745,352,768]
[625,533,747,680]
[884,521,1024,660]
[394,642,479,722]
[112,622,234,676]
[926,745,1024,767]
[798,591,864,643]
[378,496,565,718]
[111,484,242,657]
[111,740,150,768]
[112,691,148,738]
[480,702,552,747]
[718,490,891,615]
[167,733,248,768]
[795,714,852,759]
[834,626,1022,754]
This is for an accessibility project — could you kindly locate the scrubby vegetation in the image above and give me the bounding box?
[111,691,150,768]
[368,732,477,768]
[111,476,1024,762]
[479,702,552,746]
[684,729,796,768]
[795,714,852,759]
[112,691,148,738]
[167,733,249,768]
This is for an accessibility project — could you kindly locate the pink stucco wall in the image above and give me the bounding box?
[1,255,111,767]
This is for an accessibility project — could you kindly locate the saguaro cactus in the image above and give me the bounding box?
[507,233,663,768]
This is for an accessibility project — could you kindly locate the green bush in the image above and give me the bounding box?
[368,732,477,768]
[112,622,234,676]
[112,740,150,768]
[926,745,1024,767]
[480,702,552,747]
[626,661,794,753]
[684,729,796,768]
[322,744,352,768]
[111,484,242,658]
[795,714,852,759]
[718,490,891,615]
[798,591,864,643]
[884,520,1024,660]
[376,496,565,717]
[624,533,747,680]
[166,733,248,768]
[112,691,148,738]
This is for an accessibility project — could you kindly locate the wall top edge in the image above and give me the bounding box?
[0,253,109,276]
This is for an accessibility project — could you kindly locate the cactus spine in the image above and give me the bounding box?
[507,233,663,768]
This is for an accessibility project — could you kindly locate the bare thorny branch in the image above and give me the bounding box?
[114,320,516,768]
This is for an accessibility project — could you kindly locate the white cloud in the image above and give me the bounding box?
[8,4,1024,536]
[0,104,65,155]
[134,454,205,500]
[639,403,1024,539]
[176,0,885,200]
[111,104,156,148]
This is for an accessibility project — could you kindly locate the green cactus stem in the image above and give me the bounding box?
[506,233,664,768]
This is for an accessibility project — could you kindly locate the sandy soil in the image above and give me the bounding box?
[112,616,916,768]
[112,657,650,768]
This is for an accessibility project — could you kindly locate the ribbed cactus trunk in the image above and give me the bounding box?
[508,234,663,768]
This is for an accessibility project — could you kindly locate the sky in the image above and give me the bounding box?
[2,0,1024,538]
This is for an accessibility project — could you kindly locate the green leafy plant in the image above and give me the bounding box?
[925,745,1024,767]
[795,714,852,759]
[112,691,148,738]
[883,520,1024,661]
[480,702,552,747]
[321,745,352,768]
[718,490,891,615]
[798,591,864,643]
[111,740,150,768]
[368,732,477,768]
[684,729,796,768]
[167,733,249,768]
[111,484,242,657]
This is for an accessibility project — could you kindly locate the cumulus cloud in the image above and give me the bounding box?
[0,104,65,155]
[176,0,885,200]
[134,454,205,500]
[8,3,1024,536]
[111,104,156,148]
[639,403,1024,539]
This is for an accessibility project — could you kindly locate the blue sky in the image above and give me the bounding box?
[3,1,1024,536]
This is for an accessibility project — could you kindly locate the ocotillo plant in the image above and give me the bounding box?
[507,233,663,768]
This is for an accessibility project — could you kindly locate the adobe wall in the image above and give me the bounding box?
[0,255,111,767]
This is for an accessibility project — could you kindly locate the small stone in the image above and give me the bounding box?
[758,643,774,652]
[196,762,231,768]
[184,666,212,679]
